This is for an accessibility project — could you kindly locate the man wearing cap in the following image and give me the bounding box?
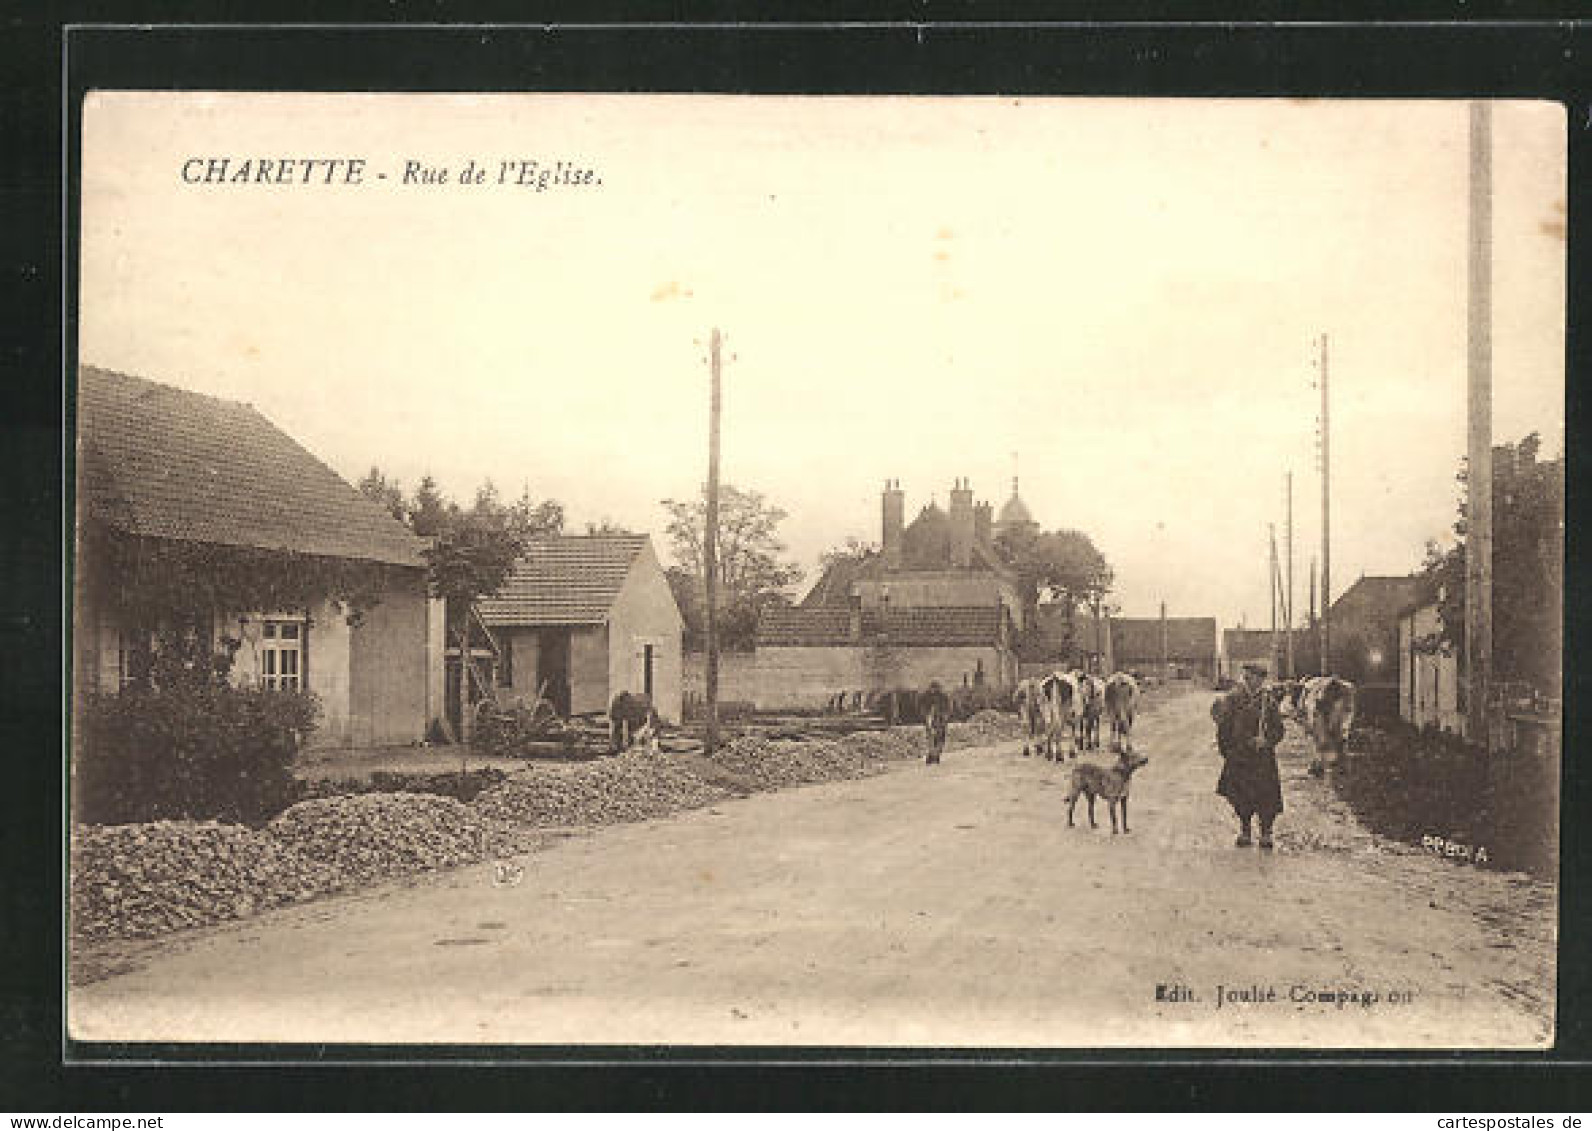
[1211,662,1286,849]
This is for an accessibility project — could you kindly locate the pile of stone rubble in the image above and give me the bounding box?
[71,714,1024,947]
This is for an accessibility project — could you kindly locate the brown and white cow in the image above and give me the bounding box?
[1103,671,1140,753]
[1077,673,1107,750]
[1039,671,1082,761]
[1299,675,1356,775]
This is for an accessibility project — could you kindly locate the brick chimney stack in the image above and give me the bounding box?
[949,477,975,568]
[973,500,993,548]
[881,479,904,571]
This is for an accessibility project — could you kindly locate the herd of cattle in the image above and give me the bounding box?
[1012,671,1141,761]
[1004,669,1359,774]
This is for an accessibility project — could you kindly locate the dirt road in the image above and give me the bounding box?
[70,688,1556,1048]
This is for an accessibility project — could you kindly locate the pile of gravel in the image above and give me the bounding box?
[947,709,1025,748]
[473,749,735,828]
[264,793,529,888]
[70,820,335,941]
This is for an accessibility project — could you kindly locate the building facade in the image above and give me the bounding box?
[476,535,685,722]
[754,477,1025,707]
[74,365,445,748]
[1398,599,1464,735]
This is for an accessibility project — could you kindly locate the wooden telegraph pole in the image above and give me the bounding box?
[1285,471,1295,679]
[704,328,723,755]
[1269,523,1281,674]
[1466,101,1495,749]
[1319,332,1332,677]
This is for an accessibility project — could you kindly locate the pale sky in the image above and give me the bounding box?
[78,94,1565,629]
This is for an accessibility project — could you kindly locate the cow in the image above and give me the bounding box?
[1038,671,1082,761]
[921,681,951,764]
[1103,671,1141,753]
[608,690,661,754]
[1299,676,1356,776]
[1014,677,1048,757]
[1076,673,1106,750]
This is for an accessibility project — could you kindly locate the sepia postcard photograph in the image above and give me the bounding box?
[66,90,1565,1050]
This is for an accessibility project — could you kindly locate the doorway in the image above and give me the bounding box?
[539,629,572,716]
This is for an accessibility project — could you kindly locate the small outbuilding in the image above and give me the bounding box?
[476,535,685,722]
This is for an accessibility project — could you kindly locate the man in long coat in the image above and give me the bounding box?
[1212,663,1286,849]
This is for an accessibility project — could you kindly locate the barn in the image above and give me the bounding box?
[476,535,685,723]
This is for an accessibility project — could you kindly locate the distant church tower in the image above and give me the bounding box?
[994,476,1038,542]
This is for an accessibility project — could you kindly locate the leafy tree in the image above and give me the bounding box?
[819,535,878,573]
[356,466,408,523]
[661,483,803,652]
[586,519,637,535]
[995,525,1114,651]
[1419,432,1564,695]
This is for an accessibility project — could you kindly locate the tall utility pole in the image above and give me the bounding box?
[1308,556,1318,671]
[1285,471,1295,679]
[1159,601,1168,678]
[1319,332,1332,676]
[1268,524,1281,674]
[704,328,723,755]
[1466,101,1495,749]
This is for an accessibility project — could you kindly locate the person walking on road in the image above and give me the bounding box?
[1212,662,1286,849]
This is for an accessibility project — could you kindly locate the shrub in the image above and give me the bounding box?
[75,681,320,826]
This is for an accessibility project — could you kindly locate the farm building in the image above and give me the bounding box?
[1220,628,1278,680]
[1326,575,1422,716]
[1111,615,1218,680]
[754,477,1024,708]
[74,365,445,748]
[476,535,684,723]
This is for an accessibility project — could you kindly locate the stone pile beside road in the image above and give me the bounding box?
[473,748,736,828]
[71,820,336,941]
[72,714,1025,951]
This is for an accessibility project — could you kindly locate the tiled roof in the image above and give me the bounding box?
[1110,617,1218,662]
[77,365,424,568]
[800,552,877,608]
[1330,576,1423,632]
[1223,628,1276,662]
[476,535,649,626]
[758,605,1005,647]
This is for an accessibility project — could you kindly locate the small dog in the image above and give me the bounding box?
[1066,752,1150,834]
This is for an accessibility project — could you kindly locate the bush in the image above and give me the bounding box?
[1336,718,1558,877]
[76,682,320,826]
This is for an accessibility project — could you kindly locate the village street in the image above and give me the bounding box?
[70,688,1555,1049]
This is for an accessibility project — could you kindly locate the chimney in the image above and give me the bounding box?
[949,477,974,568]
[973,500,993,548]
[881,479,904,571]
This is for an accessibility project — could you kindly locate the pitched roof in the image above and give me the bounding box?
[800,551,877,608]
[1329,575,1423,631]
[476,535,650,626]
[758,605,1006,647]
[1110,616,1218,661]
[77,365,424,567]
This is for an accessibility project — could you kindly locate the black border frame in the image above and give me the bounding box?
[3,11,1587,1109]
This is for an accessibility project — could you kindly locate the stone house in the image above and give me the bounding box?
[74,365,445,748]
[753,478,1023,708]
